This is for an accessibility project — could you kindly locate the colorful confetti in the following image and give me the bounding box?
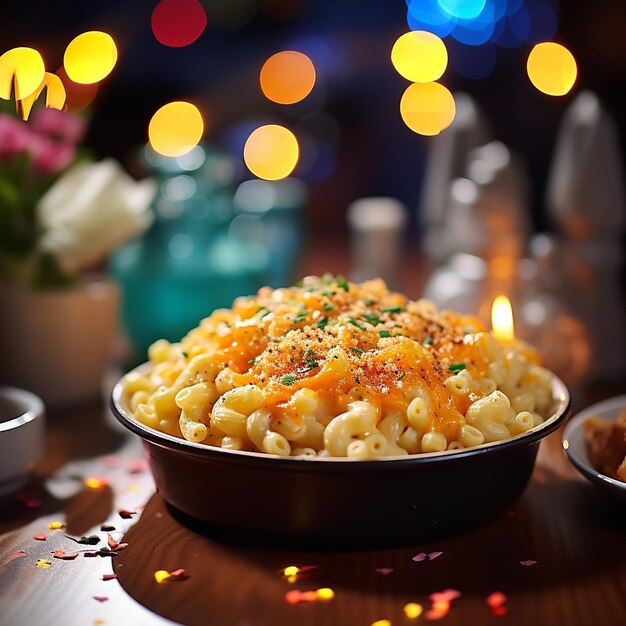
[118,509,137,519]
[412,551,443,562]
[101,573,117,581]
[425,589,461,621]
[107,534,128,552]
[486,591,508,616]
[404,603,424,619]
[376,568,394,575]
[371,620,392,626]
[33,534,47,541]
[83,551,98,558]
[100,525,116,532]
[316,588,335,601]
[154,568,187,583]
[284,588,333,605]
[93,596,109,603]
[103,456,119,468]
[126,457,148,473]
[84,477,108,489]
[66,534,100,545]
[35,559,52,569]
[10,551,26,559]
[52,550,80,560]
[48,521,65,530]
[520,560,538,567]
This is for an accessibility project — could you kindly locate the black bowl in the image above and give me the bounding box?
[111,369,570,548]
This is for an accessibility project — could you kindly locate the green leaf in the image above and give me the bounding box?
[448,362,466,374]
[281,374,296,386]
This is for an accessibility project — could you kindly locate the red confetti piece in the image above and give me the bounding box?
[413,551,442,562]
[18,491,42,508]
[285,590,301,604]
[33,534,47,541]
[52,550,80,560]
[425,607,449,621]
[376,568,394,575]
[492,605,509,616]
[297,565,318,573]
[83,551,99,558]
[10,551,26,559]
[93,596,109,603]
[284,589,320,605]
[168,568,186,578]
[107,534,128,551]
[486,592,507,608]
[520,560,537,566]
[126,457,148,474]
[118,509,137,519]
[102,573,117,581]
[430,589,461,603]
[151,0,207,48]
[301,590,318,602]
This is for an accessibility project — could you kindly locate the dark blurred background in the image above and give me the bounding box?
[2,0,625,243]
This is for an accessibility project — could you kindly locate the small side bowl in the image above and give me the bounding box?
[111,368,570,548]
[562,394,626,504]
[0,386,45,496]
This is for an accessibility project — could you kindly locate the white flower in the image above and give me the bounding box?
[36,159,156,273]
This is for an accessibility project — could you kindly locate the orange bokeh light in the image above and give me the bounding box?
[243,124,299,180]
[148,101,205,157]
[260,51,316,105]
[527,42,577,96]
[400,82,456,136]
[0,47,45,101]
[64,31,118,84]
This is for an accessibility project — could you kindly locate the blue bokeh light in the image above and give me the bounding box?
[438,0,487,20]
[451,1,496,46]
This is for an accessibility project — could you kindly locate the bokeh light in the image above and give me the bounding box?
[407,0,455,38]
[391,31,448,83]
[527,42,577,96]
[451,2,495,46]
[19,72,66,120]
[149,101,205,157]
[243,124,299,180]
[64,31,118,84]
[0,47,45,101]
[260,51,316,104]
[438,0,487,20]
[400,82,456,136]
[151,0,207,47]
[56,66,99,113]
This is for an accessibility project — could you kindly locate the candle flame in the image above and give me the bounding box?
[491,295,514,342]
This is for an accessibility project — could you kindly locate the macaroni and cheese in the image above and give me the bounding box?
[123,275,555,458]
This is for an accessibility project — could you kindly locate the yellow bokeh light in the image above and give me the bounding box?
[64,31,118,84]
[19,72,66,121]
[0,47,45,101]
[527,42,577,96]
[148,101,204,157]
[400,82,456,136]
[260,51,316,105]
[404,603,424,619]
[243,124,299,181]
[391,31,448,83]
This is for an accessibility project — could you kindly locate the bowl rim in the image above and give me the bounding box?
[111,363,571,466]
[0,386,45,434]
[562,393,626,491]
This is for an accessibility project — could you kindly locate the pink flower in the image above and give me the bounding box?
[29,136,76,173]
[31,108,85,146]
[0,113,32,159]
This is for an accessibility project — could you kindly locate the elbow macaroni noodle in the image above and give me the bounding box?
[123,276,556,459]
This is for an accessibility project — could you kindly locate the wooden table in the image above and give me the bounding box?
[1,382,625,626]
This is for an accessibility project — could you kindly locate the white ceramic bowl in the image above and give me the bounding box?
[0,386,46,496]
[562,394,626,504]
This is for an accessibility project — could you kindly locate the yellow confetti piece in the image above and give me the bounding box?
[404,603,423,619]
[35,559,52,569]
[371,621,391,626]
[154,570,171,583]
[84,477,105,489]
[284,565,299,577]
[127,484,139,493]
[316,587,335,601]
[48,521,64,530]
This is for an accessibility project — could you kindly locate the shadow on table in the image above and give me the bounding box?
[114,470,626,626]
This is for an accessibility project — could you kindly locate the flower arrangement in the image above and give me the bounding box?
[0,106,155,288]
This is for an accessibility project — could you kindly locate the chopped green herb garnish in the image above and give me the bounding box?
[363,312,382,325]
[248,357,256,365]
[293,309,310,323]
[315,316,328,329]
[381,305,403,313]
[448,362,466,374]
[379,329,391,338]
[306,348,316,356]
[181,351,189,358]
[281,374,296,386]
[323,303,334,312]
[351,346,365,355]
[336,276,349,292]
[397,371,406,380]
[348,317,366,330]
[257,306,269,318]
[364,299,375,306]
[423,336,433,346]
[304,358,319,370]
[321,290,330,297]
